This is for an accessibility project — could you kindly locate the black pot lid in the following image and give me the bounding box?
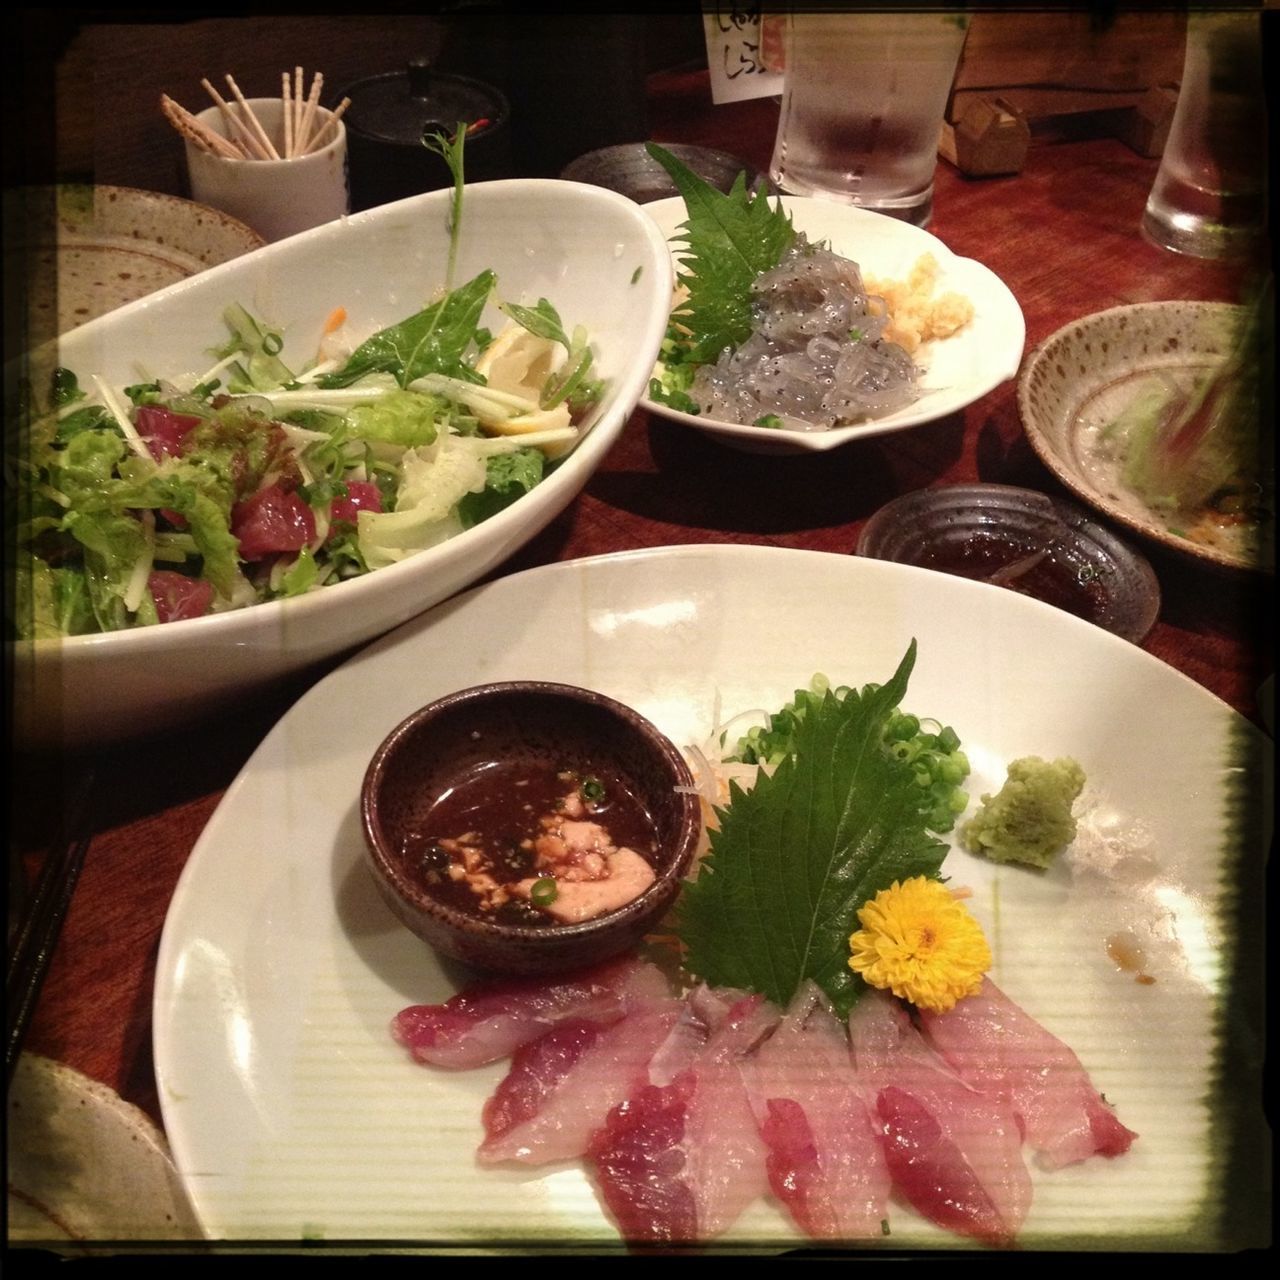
[342,60,509,147]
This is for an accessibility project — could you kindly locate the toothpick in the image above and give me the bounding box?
[201,77,269,159]
[161,94,243,159]
[281,71,294,158]
[225,73,281,160]
[294,66,304,149]
[308,96,350,152]
[295,71,324,156]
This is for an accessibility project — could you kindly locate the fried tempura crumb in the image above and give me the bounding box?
[864,253,975,354]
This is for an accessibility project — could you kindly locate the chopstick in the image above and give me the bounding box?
[161,69,342,160]
[6,767,96,1093]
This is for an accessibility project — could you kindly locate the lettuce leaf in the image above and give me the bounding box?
[647,143,795,364]
[457,447,545,529]
[674,640,947,1019]
[347,389,440,447]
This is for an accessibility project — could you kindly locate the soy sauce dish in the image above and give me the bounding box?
[360,682,702,975]
[857,483,1161,645]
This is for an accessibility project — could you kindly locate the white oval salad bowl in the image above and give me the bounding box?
[641,195,1025,455]
[13,179,674,748]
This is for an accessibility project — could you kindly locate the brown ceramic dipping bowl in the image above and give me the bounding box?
[361,681,702,976]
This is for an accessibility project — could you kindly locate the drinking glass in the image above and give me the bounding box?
[1141,11,1266,259]
[768,11,968,227]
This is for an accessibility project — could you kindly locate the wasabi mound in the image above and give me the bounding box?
[960,757,1086,869]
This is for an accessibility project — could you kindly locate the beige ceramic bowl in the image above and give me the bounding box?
[1017,300,1270,573]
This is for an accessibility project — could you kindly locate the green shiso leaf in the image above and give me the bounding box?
[646,142,795,364]
[674,640,947,1019]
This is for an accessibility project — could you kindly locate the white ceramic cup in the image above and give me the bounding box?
[184,98,348,242]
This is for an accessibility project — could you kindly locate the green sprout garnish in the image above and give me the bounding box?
[423,123,469,291]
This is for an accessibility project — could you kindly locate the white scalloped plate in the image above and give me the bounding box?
[639,197,1025,454]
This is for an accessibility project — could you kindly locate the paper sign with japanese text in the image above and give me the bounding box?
[703,5,784,104]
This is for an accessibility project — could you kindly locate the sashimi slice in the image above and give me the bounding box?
[588,1070,700,1243]
[743,983,889,1240]
[918,977,1137,1170]
[587,989,779,1243]
[849,990,1032,1244]
[479,1001,683,1166]
[393,956,670,1069]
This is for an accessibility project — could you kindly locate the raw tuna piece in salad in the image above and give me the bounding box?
[587,988,779,1243]
[741,982,890,1240]
[231,484,317,560]
[918,977,1137,1170]
[148,570,214,623]
[479,1000,683,1166]
[134,405,202,459]
[849,990,1032,1245]
[393,956,670,1070]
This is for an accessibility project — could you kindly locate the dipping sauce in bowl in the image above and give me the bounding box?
[401,759,661,928]
[362,682,701,975]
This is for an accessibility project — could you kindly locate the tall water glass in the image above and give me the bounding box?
[768,11,968,227]
[1141,11,1266,259]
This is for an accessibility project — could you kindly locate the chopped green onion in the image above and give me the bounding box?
[530,877,558,907]
[754,414,783,429]
[580,777,606,804]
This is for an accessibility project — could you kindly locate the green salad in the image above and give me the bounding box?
[12,126,605,640]
[12,288,602,639]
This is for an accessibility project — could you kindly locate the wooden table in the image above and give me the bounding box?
[12,57,1273,1238]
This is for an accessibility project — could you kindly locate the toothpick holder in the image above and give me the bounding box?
[184,98,349,242]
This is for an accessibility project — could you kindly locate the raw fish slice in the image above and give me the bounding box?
[479,1001,683,1166]
[645,982,758,1086]
[683,993,780,1236]
[587,990,779,1243]
[849,990,1031,1244]
[393,956,669,1069]
[743,983,889,1240]
[918,977,1137,1170]
[588,1070,700,1243]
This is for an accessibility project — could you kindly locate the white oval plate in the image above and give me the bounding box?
[639,197,1026,454]
[153,544,1268,1249]
[15,179,674,749]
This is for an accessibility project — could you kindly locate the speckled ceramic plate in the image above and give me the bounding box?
[1017,301,1271,573]
[28,184,264,335]
[6,1053,202,1244]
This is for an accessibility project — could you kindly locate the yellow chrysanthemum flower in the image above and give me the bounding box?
[848,876,991,1013]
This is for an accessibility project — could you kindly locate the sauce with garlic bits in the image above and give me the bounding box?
[397,761,660,926]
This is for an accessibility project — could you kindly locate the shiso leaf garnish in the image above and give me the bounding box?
[674,640,947,1019]
[646,142,795,365]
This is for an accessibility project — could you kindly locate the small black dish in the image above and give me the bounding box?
[857,484,1162,645]
[560,142,774,204]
